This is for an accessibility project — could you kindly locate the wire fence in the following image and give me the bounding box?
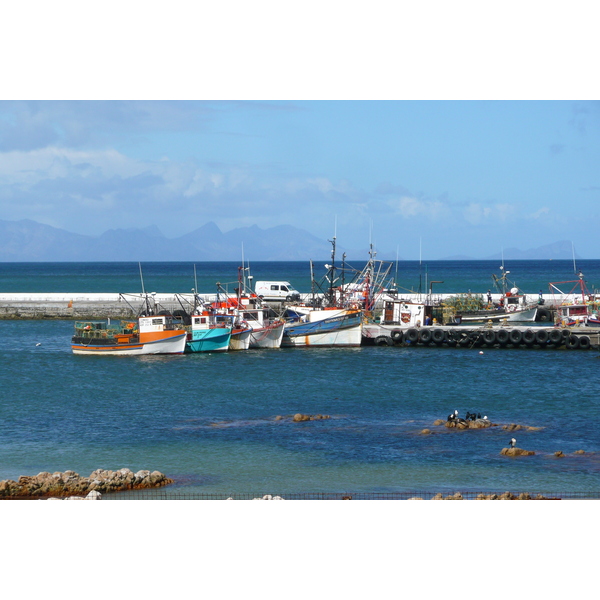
[96,490,600,500]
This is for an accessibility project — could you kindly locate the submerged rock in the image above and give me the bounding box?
[574,450,586,455]
[554,451,564,457]
[292,413,330,422]
[420,429,432,435]
[0,468,173,498]
[503,423,542,431]
[500,447,535,456]
[445,419,493,429]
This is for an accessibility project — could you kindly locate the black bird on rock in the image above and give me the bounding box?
[447,409,458,422]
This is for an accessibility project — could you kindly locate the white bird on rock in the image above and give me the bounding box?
[510,437,516,448]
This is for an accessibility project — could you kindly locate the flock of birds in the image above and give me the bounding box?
[447,410,517,448]
[447,409,488,423]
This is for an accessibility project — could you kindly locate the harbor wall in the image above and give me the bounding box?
[0,291,583,320]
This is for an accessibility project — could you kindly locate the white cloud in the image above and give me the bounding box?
[463,202,516,225]
[529,206,550,219]
[387,195,450,220]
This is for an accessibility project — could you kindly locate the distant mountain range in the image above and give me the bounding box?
[444,241,583,261]
[0,219,586,261]
[0,219,336,262]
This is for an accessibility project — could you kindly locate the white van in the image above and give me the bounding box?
[255,281,301,302]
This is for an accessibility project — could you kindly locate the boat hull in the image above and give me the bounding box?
[282,311,363,347]
[249,322,285,349]
[72,332,187,356]
[185,328,231,353]
[229,328,252,350]
[458,307,538,324]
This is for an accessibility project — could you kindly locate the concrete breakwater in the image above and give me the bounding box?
[363,323,600,350]
[0,293,186,320]
[0,468,173,499]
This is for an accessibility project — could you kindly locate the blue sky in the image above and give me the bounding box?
[1,4,598,259]
[1,100,598,259]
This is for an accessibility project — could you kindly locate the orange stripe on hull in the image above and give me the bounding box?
[139,330,187,342]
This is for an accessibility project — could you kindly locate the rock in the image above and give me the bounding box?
[445,419,493,429]
[407,497,424,500]
[292,413,329,422]
[501,447,535,456]
[274,415,283,421]
[420,429,432,435]
[433,419,445,426]
[574,450,585,455]
[0,468,174,498]
[502,423,542,431]
[554,451,564,457]
[431,493,443,500]
[499,491,516,500]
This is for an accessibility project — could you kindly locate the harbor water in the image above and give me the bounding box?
[1,260,600,495]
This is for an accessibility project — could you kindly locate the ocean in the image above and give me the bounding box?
[1,259,600,497]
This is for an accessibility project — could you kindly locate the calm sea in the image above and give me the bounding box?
[1,260,599,496]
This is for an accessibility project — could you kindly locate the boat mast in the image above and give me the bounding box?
[310,259,315,305]
[138,262,151,315]
[326,234,336,307]
[341,251,346,307]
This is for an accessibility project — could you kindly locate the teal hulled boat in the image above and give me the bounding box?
[185,313,231,353]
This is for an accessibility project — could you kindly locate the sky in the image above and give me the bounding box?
[1,4,599,260]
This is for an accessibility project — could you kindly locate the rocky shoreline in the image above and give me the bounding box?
[0,468,173,499]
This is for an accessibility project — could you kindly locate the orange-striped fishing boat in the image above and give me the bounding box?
[71,315,187,355]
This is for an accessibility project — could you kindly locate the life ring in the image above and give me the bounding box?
[507,305,517,312]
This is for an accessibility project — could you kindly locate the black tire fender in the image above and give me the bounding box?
[509,329,523,345]
[391,329,403,343]
[374,335,393,346]
[432,328,445,344]
[496,329,509,345]
[406,328,419,343]
[419,328,433,344]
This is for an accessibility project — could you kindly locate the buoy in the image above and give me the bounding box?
[479,350,484,354]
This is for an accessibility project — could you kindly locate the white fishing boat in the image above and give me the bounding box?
[281,236,364,347]
[72,314,187,356]
[245,308,285,349]
[551,273,600,327]
[282,307,363,347]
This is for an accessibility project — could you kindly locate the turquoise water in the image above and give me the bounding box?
[1,259,599,295]
[1,314,599,495]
